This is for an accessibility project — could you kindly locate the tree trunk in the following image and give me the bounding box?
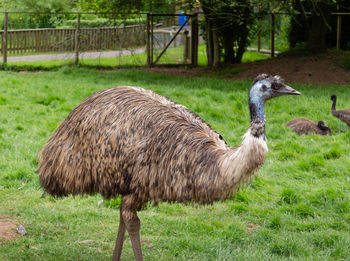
[203,15,220,68]
[307,14,328,53]
[212,27,220,68]
[201,0,221,68]
[200,0,253,67]
[222,32,234,64]
[306,3,331,53]
[235,29,249,63]
[205,18,214,68]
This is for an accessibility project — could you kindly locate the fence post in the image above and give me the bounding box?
[150,14,154,66]
[336,15,342,49]
[2,12,8,65]
[191,13,198,66]
[183,30,189,63]
[257,26,261,52]
[75,14,80,65]
[257,4,261,52]
[270,13,275,58]
[146,13,150,67]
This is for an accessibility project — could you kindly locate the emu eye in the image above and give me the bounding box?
[272,84,280,90]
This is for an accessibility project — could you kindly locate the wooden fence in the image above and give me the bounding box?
[0,24,145,55]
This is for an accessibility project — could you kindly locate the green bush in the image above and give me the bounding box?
[59,18,146,28]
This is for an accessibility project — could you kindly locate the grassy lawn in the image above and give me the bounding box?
[3,44,269,69]
[0,67,349,260]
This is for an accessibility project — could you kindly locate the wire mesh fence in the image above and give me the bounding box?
[0,11,347,67]
[250,13,291,54]
[0,12,149,66]
[0,11,294,67]
[0,11,202,67]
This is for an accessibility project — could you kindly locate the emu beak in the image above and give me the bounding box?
[279,85,301,96]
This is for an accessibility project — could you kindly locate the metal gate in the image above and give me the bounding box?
[146,13,199,67]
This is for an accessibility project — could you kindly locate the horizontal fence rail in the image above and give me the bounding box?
[0,25,145,55]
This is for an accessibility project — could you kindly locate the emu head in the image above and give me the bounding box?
[318,120,332,135]
[250,74,300,103]
[330,94,337,101]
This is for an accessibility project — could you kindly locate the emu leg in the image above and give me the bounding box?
[124,215,143,261]
[112,207,126,261]
[119,195,144,261]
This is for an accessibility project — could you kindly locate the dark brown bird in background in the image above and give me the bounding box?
[331,94,350,127]
[285,117,332,135]
[37,74,300,261]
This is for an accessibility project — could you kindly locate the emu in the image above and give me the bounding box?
[285,117,332,135]
[331,94,350,127]
[37,74,300,261]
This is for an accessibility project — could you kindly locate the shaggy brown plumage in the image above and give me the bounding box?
[331,94,350,127]
[37,75,300,261]
[38,86,255,203]
[285,117,332,135]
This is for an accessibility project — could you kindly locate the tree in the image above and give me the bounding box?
[293,0,333,53]
[217,1,255,64]
[199,0,255,68]
[200,0,220,68]
[78,0,144,14]
[1,0,77,13]
[282,0,342,53]
[0,0,78,28]
[78,0,176,15]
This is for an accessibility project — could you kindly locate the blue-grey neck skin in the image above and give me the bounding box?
[249,81,266,139]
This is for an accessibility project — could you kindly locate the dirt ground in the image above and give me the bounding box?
[0,215,19,246]
[146,52,350,85]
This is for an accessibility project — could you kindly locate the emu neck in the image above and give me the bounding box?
[332,98,337,111]
[249,95,266,139]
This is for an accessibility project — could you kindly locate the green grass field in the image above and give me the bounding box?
[3,44,269,69]
[0,67,349,260]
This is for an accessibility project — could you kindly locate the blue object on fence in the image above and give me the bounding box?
[178,12,188,26]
